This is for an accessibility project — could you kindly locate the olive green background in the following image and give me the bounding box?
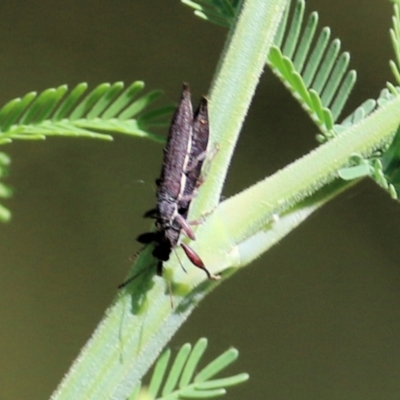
[0,0,398,399]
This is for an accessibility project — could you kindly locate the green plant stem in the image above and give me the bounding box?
[192,0,289,217]
[209,93,400,252]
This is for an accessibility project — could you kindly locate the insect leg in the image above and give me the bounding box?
[180,242,220,280]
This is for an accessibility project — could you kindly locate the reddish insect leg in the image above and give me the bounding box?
[180,242,220,280]
[174,213,196,240]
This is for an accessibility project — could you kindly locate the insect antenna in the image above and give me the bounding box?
[127,247,142,263]
[167,280,174,309]
[173,247,188,274]
[118,247,148,289]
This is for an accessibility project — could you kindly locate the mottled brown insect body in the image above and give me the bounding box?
[138,83,218,280]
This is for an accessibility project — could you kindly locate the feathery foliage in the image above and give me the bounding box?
[337,1,400,200]
[183,0,400,202]
[269,0,356,141]
[0,80,173,142]
[0,80,174,221]
[337,90,400,200]
[129,338,248,400]
[181,0,239,27]
[183,0,357,142]
[0,152,12,222]
[390,0,400,85]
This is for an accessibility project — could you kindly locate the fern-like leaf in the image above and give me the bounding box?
[0,151,12,222]
[183,0,357,142]
[390,0,400,85]
[335,2,400,201]
[334,85,397,142]
[0,81,175,222]
[268,0,356,141]
[181,0,239,27]
[0,81,174,143]
[338,122,400,201]
[129,338,248,400]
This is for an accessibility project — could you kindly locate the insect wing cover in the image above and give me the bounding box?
[131,84,218,281]
[157,83,193,218]
[179,96,209,216]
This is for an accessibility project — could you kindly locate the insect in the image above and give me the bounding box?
[136,83,219,281]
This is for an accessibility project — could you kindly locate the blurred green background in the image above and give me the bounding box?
[0,0,398,399]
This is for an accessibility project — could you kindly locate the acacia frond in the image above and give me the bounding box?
[0,81,174,143]
[0,81,174,222]
[338,117,400,201]
[335,88,397,196]
[0,152,12,222]
[335,1,400,201]
[181,0,239,27]
[128,338,248,400]
[182,0,357,143]
[390,1,400,85]
[268,0,356,142]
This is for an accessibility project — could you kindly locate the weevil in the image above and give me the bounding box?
[137,83,219,280]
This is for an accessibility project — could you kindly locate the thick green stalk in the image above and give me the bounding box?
[191,0,289,217]
[208,93,400,252]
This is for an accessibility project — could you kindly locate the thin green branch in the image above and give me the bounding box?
[197,0,289,215]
